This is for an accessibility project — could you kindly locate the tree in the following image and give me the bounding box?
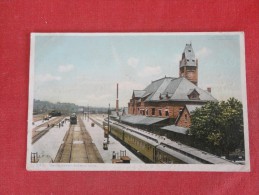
[219,98,244,157]
[189,98,244,158]
[189,101,223,154]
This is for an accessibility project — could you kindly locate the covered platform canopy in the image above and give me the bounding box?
[161,125,188,135]
[120,115,169,126]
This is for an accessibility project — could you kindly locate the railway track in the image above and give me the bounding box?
[54,117,104,163]
[31,127,51,144]
[32,116,65,144]
[32,117,63,132]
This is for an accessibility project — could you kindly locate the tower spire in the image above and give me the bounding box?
[179,43,198,85]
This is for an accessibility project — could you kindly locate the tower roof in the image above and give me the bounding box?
[180,43,196,67]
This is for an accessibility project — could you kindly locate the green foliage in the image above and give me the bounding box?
[189,98,244,157]
[33,99,108,115]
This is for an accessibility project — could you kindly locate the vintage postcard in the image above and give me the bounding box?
[27,32,249,171]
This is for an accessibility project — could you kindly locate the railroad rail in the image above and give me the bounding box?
[32,116,65,144]
[32,117,63,132]
[54,117,103,163]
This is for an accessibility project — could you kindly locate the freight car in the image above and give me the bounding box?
[70,113,77,125]
[103,119,235,165]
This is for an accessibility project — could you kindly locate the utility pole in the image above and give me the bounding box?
[88,105,89,122]
[107,103,110,144]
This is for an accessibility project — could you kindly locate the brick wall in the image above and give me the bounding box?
[128,97,204,122]
[175,108,191,128]
[128,100,186,119]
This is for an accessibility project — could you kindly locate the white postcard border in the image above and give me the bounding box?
[27,32,250,172]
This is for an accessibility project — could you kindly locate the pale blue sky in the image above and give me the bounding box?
[33,33,244,107]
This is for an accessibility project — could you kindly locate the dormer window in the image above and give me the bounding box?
[187,89,200,100]
[188,50,191,52]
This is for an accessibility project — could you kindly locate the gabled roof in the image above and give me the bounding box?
[133,90,146,98]
[187,88,199,96]
[169,78,216,101]
[143,77,176,101]
[175,104,203,125]
[148,78,173,101]
[134,77,216,102]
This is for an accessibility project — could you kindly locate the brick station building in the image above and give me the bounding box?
[128,43,216,125]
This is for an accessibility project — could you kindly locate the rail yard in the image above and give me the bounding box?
[29,112,236,165]
[30,113,144,164]
[54,117,103,163]
[32,116,65,144]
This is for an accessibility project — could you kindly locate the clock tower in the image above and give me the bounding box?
[179,43,198,85]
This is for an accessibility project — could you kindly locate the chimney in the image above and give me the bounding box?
[207,87,211,93]
[116,83,119,112]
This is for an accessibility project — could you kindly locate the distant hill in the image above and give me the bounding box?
[33,99,108,115]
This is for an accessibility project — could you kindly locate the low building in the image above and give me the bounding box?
[159,105,203,143]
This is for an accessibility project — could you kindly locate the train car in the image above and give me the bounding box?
[104,120,157,162]
[103,119,235,165]
[155,144,187,164]
[110,124,124,140]
[123,130,156,162]
[70,113,77,125]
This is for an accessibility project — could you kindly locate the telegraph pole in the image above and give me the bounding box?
[88,105,89,121]
[107,103,110,144]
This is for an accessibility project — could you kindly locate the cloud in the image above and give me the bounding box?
[58,64,74,73]
[127,57,139,68]
[37,74,61,82]
[139,66,162,77]
[196,47,212,59]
